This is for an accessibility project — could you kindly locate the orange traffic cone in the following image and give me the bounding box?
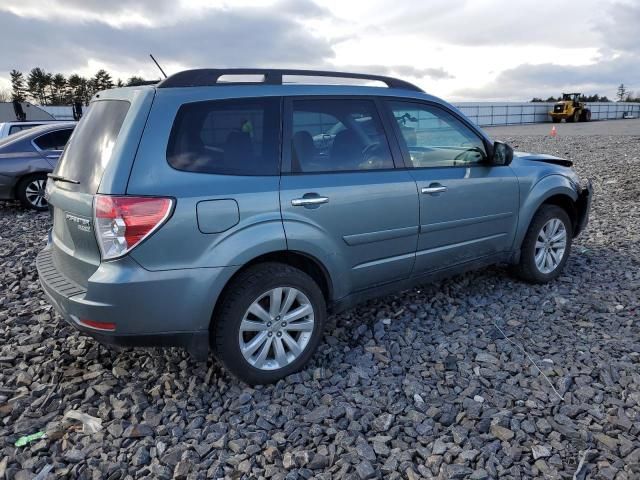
[550,125,557,137]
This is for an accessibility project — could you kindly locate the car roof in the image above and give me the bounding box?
[95,68,445,106]
[18,121,76,136]
[0,120,70,127]
[0,122,76,148]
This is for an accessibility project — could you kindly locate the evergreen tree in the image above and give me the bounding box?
[27,68,50,105]
[92,69,114,92]
[51,73,67,105]
[126,76,149,86]
[617,84,626,101]
[10,69,26,102]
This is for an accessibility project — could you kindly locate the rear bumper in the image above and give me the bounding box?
[37,246,233,359]
[574,180,593,237]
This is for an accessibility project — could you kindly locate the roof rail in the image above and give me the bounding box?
[157,68,424,92]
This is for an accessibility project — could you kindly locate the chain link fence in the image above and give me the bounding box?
[453,102,640,126]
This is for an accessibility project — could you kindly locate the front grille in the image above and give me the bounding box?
[554,105,564,113]
[36,249,86,297]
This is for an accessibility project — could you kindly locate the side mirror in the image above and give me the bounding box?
[491,141,513,166]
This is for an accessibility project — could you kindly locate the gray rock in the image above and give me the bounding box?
[356,460,376,479]
[446,464,473,479]
[490,424,514,441]
[132,447,151,466]
[372,413,394,432]
[63,449,85,463]
[531,445,551,460]
[123,423,154,438]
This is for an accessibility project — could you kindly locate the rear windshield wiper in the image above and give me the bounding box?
[47,174,80,185]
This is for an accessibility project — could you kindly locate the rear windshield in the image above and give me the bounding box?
[54,100,130,193]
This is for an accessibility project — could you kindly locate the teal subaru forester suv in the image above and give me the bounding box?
[38,69,592,384]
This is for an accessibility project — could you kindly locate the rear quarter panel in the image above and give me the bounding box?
[125,88,286,271]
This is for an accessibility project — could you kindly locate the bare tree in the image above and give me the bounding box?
[0,88,11,102]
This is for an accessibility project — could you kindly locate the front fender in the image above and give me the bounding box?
[513,174,578,250]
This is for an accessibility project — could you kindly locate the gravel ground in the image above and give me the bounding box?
[1,132,639,479]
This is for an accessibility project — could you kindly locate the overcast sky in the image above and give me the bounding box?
[0,0,638,101]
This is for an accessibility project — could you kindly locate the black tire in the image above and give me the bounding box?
[16,173,48,211]
[566,111,577,123]
[211,262,326,385]
[552,117,561,123]
[584,110,591,121]
[514,205,573,283]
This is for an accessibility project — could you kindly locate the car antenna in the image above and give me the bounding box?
[149,54,167,79]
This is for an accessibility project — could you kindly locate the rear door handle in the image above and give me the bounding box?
[291,195,329,207]
[421,185,447,195]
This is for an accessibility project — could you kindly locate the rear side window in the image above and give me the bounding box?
[167,97,280,175]
[55,100,130,193]
[33,128,73,151]
[10,124,40,135]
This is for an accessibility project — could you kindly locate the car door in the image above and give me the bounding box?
[384,100,519,274]
[279,97,420,298]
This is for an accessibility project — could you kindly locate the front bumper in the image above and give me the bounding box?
[574,179,593,237]
[36,246,233,360]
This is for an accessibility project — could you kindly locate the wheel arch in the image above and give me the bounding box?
[513,176,579,254]
[209,250,333,331]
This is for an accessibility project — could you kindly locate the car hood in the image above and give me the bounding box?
[513,151,573,168]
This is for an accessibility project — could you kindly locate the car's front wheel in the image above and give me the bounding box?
[17,174,48,211]
[212,262,326,384]
[514,205,573,283]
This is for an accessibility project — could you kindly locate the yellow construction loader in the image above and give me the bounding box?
[549,93,591,123]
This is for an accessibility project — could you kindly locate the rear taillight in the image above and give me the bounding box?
[78,318,116,331]
[94,195,173,260]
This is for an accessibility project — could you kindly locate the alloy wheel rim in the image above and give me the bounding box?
[534,218,567,274]
[25,179,47,209]
[239,287,315,371]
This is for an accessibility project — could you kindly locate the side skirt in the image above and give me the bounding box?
[329,252,512,315]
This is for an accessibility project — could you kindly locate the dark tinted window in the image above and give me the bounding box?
[389,101,486,168]
[9,124,41,135]
[290,99,393,173]
[167,98,280,175]
[33,128,73,150]
[55,100,130,193]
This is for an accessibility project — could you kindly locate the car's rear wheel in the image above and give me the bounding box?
[212,262,326,384]
[17,174,48,211]
[514,205,573,283]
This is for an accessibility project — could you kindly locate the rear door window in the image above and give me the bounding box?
[167,97,280,175]
[289,99,393,173]
[33,128,73,151]
[54,100,130,193]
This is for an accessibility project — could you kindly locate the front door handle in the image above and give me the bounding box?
[421,184,448,195]
[291,195,329,207]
